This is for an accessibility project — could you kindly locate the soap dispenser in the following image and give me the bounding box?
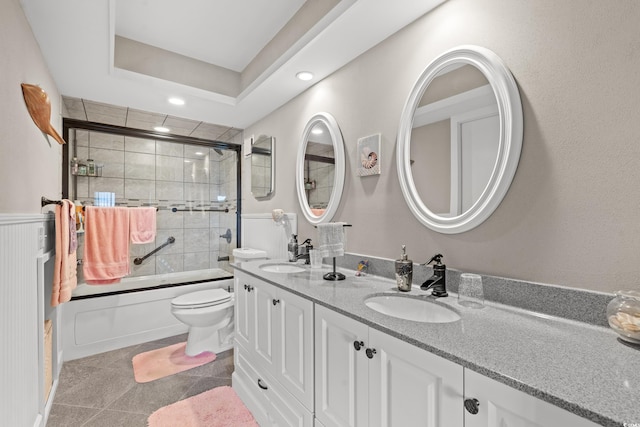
[395,245,413,292]
[288,234,298,262]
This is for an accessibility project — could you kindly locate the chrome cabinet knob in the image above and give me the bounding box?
[365,348,377,359]
[353,340,364,351]
[272,299,280,306]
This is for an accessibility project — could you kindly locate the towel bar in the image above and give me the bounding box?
[314,223,351,281]
[41,196,63,207]
[81,206,159,211]
[171,207,229,213]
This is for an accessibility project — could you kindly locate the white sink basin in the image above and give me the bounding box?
[365,295,460,323]
[260,263,306,274]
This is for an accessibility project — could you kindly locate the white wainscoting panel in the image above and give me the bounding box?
[0,214,55,427]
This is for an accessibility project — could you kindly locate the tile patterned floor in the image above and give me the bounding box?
[46,334,234,427]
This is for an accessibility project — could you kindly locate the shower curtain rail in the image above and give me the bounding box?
[133,236,175,265]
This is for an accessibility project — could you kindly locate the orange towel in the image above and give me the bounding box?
[130,207,156,244]
[52,200,77,306]
[83,207,130,284]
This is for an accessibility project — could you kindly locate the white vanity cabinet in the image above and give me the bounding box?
[235,271,604,427]
[233,271,315,426]
[463,370,599,427]
[314,305,463,427]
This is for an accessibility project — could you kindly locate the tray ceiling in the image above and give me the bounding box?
[20,0,445,128]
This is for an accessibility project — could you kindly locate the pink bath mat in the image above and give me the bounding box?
[132,342,216,383]
[148,386,258,427]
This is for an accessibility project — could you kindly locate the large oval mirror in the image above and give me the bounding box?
[296,112,345,225]
[397,45,523,234]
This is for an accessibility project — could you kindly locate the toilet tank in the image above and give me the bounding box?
[232,248,267,263]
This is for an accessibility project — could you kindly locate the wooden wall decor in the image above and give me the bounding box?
[21,83,66,145]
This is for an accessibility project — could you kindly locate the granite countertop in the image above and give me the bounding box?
[233,260,640,427]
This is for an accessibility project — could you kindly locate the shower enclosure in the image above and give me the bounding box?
[62,119,241,297]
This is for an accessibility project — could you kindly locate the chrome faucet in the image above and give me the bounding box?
[421,253,448,297]
[291,237,313,264]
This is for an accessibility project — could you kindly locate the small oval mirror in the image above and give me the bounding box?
[397,45,523,234]
[296,113,345,224]
[251,135,274,198]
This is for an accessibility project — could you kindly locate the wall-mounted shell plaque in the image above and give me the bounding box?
[356,133,380,177]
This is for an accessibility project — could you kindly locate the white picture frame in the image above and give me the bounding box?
[356,133,381,176]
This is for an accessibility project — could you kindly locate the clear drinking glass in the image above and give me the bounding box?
[458,273,484,308]
[309,249,323,269]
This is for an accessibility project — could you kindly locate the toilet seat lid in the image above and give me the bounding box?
[172,289,231,308]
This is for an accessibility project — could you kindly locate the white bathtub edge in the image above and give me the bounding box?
[61,279,234,361]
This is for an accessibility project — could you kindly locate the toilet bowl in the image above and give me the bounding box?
[171,288,235,356]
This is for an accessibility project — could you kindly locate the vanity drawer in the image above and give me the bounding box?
[235,345,313,427]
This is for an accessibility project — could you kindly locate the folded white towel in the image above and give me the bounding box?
[317,222,346,258]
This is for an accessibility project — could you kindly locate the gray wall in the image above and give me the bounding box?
[0,0,62,213]
[242,0,640,294]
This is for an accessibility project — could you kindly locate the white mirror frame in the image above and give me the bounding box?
[397,45,523,234]
[296,112,346,225]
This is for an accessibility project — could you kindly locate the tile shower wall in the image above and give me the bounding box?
[71,130,239,278]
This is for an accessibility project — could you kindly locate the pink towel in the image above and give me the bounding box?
[68,202,77,253]
[52,200,77,306]
[83,207,130,284]
[130,207,156,244]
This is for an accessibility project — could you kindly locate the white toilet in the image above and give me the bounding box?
[171,213,296,357]
[171,288,235,356]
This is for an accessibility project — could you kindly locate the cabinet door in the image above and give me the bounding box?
[234,274,253,350]
[275,289,314,410]
[315,305,369,427]
[368,328,463,427]
[253,279,278,371]
[464,369,600,427]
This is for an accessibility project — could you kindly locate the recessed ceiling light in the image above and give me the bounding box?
[168,97,185,106]
[311,128,323,135]
[154,126,170,133]
[296,71,314,81]
[195,151,204,156]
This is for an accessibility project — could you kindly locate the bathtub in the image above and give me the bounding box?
[61,269,234,360]
[71,268,233,299]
